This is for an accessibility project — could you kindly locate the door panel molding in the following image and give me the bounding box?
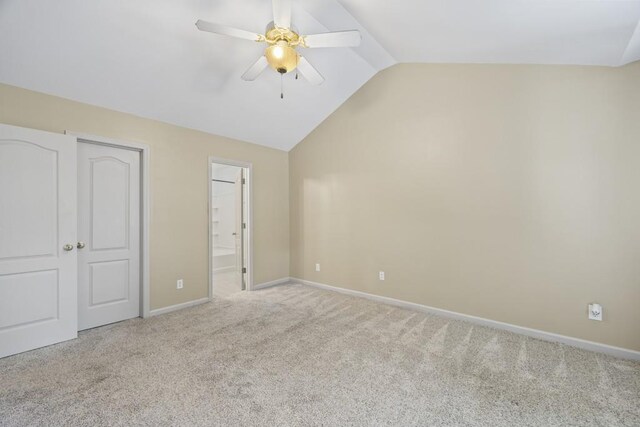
[0,269,59,330]
[89,259,130,307]
[89,156,131,251]
[0,140,59,261]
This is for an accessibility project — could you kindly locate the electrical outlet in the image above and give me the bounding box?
[177,279,184,290]
[379,271,385,281]
[315,263,320,272]
[588,303,602,321]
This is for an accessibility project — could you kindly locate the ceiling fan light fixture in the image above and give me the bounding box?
[265,40,298,74]
[197,0,361,85]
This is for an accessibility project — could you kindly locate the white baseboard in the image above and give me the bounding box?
[147,297,210,317]
[252,277,291,291]
[291,277,640,361]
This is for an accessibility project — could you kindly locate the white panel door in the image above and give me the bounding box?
[77,143,140,330]
[0,123,78,359]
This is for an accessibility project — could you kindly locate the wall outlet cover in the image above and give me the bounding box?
[177,279,184,290]
[588,303,602,321]
[379,271,385,280]
[315,263,320,272]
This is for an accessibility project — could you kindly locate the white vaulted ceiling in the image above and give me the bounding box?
[1,0,639,151]
[339,0,640,66]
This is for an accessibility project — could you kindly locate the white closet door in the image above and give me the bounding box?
[77,143,140,330]
[0,124,78,358]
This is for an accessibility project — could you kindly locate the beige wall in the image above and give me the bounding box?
[290,63,640,351]
[0,83,289,310]
[3,62,639,350]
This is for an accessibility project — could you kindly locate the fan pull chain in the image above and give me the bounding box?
[295,72,298,80]
[280,74,284,99]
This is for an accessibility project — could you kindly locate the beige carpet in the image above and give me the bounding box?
[212,270,243,298]
[1,283,638,426]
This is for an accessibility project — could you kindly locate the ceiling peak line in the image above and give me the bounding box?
[619,18,640,65]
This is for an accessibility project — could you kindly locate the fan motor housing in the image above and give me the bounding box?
[264,22,301,45]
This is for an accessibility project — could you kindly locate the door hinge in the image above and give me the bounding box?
[242,178,246,184]
[242,267,247,274]
[243,223,246,229]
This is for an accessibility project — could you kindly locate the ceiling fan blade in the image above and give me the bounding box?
[241,56,269,81]
[297,57,324,86]
[272,0,292,29]
[303,30,361,48]
[196,20,262,42]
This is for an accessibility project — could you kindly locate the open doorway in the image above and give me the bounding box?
[209,158,251,298]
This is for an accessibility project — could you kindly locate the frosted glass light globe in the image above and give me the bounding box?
[265,40,298,74]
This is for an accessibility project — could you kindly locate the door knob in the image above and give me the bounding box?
[63,244,74,251]
[77,241,86,249]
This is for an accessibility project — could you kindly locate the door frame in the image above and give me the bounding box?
[208,156,253,297]
[66,131,151,318]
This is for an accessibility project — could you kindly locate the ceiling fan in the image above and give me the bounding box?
[196,0,361,89]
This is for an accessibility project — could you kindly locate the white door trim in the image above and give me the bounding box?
[209,156,253,297]
[65,132,151,318]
